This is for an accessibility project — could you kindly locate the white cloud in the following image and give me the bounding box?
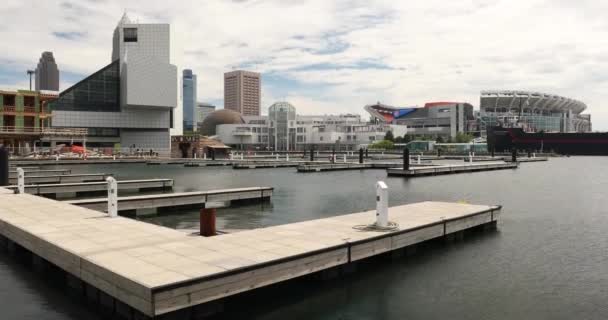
[1,0,607,128]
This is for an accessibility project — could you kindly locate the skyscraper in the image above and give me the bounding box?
[182,69,197,131]
[35,51,59,91]
[224,70,261,116]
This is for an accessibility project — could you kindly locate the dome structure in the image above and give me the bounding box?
[200,109,245,136]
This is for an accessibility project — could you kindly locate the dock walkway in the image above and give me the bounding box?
[5,179,173,196]
[0,190,500,318]
[8,173,111,184]
[387,162,517,177]
[65,187,273,213]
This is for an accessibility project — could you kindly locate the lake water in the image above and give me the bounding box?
[1,157,607,319]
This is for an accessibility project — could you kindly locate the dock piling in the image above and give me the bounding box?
[106,177,118,218]
[417,155,421,165]
[511,149,517,162]
[403,148,410,170]
[359,148,364,164]
[200,208,217,237]
[16,168,24,194]
[0,146,8,186]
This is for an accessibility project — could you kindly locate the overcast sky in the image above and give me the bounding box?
[1,0,607,129]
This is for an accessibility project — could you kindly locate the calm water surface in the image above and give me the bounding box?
[1,157,607,319]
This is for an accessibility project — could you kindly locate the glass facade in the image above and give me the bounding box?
[268,102,296,151]
[50,60,120,112]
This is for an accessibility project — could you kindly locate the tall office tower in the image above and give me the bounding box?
[35,51,60,91]
[224,70,261,116]
[182,69,197,131]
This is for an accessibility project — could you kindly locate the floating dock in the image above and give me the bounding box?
[9,169,71,178]
[9,159,147,166]
[5,179,173,196]
[297,163,372,172]
[8,173,111,185]
[64,187,273,213]
[387,162,518,177]
[0,190,500,319]
[233,162,299,169]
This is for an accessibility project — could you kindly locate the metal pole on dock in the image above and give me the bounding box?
[376,181,388,227]
[359,148,364,164]
[0,146,8,186]
[491,147,495,158]
[365,148,369,158]
[528,149,532,158]
[16,168,24,194]
[310,146,314,161]
[200,208,216,237]
[403,148,410,170]
[106,177,118,218]
[511,149,517,162]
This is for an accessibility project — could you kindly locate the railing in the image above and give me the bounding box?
[0,126,88,136]
[2,106,16,112]
[23,106,36,113]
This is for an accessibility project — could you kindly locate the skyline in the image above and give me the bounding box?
[1,1,607,129]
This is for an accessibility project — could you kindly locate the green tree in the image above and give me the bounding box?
[369,140,394,149]
[394,136,404,143]
[454,132,474,143]
[384,130,395,142]
[436,135,445,143]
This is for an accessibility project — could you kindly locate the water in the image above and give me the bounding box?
[1,157,607,319]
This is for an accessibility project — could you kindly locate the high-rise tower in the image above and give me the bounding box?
[35,51,59,91]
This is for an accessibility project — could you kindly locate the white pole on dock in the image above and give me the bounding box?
[376,181,389,227]
[55,155,59,161]
[241,154,244,160]
[230,153,234,160]
[276,154,279,161]
[344,154,347,163]
[469,153,473,163]
[106,177,118,218]
[203,153,207,160]
[16,167,24,194]
[286,153,289,161]
[533,153,536,158]
[417,155,421,165]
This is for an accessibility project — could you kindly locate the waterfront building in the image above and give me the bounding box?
[196,102,216,131]
[35,52,60,91]
[224,70,261,116]
[478,90,591,134]
[182,69,197,132]
[48,13,180,156]
[365,102,474,138]
[215,101,406,151]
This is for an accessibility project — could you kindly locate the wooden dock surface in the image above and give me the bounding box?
[387,162,518,176]
[0,190,499,317]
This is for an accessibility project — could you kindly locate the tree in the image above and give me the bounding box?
[436,135,445,143]
[454,132,474,143]
[384,130,394,142]
[394,136,404,143]
[369,140,394,149]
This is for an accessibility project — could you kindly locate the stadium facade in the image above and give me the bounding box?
[478,90,591,134]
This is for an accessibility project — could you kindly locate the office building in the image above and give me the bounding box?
[365,102,474,138]
[35,52,60,91]
[182,69,197,132]
[196,102,216,130]
[49,13,179,156]
[224,70,260,116]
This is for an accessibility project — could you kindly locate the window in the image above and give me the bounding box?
[124,28,138,42]
[369,136,375,141]
[320,136,324,141]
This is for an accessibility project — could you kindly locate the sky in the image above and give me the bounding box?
[1,0,608,129]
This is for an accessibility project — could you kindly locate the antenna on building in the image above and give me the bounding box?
[27,70,35,91]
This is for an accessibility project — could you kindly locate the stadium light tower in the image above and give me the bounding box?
[27,70,35,91]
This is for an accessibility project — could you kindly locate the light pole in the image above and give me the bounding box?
[27,70,35,91]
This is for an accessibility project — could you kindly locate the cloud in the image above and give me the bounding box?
[1,0,607,129]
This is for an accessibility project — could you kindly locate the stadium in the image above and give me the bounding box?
[478,90,591,133]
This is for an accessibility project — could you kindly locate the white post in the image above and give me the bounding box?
[241,154,244,160]
[417,155,421,164]
[106,177,118,218]
[533,152,536,158]
[376,181,388,227]
[17,168,25,194]
[344,154,347,163]
[286,153,289,161]
[230,153,234,160]
[113,155,116,161]
[194,153,197,159]
[55,154,59,161]
[203,152,207,160]
[469,153,473,163]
